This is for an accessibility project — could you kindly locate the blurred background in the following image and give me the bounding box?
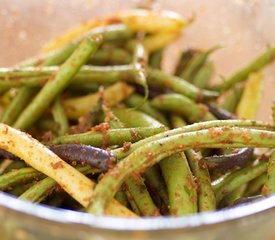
[1,0,275,120]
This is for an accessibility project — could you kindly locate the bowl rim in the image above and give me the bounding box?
[0,192,274,231]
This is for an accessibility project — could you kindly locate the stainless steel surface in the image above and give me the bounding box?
[0,0,275,239]
[1,192,275,240]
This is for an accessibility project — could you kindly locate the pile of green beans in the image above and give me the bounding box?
[0,14,275,219]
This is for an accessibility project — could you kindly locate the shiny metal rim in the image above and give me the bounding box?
[0,192,274,231]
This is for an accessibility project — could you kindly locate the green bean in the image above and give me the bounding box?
[181,46,220,82]
[263,151,275,195]
[52,126,166,146]
[160,153,197,215]
[142,166,169,215]
[124,175,160,216]
[103,106,126,129]
[18,42,78,67]
[52,98,69,136]
[67,82,100,94]
[132,43,149,102]
[175,49,199,77]
[220,184,247,207]
[0,65,143,96]
[0,65,133,84]
[19,176,56,203]
[142,32,180,53]
[0,77,45,89]
[0,168,44,190]
[102,109,156,215]
[0,87,9,96]
[192,62,214,88]
[115,109,168,213]
[213,161,267,202]
[147,68,219,101]
[102,102,158,215]
[0,66,52,81]
[0,87,37,125]
[244,174,267,196]
[2,161,27,174]
[74,96,104,131]
[88,47,132,65]
[0,159,13,175]
[64,82,134,119]
[37,118,58,133]
[149,49,163,69]
[114,189,130,208]
[20,24,134,67]
[151,93,216,123]
[169,114,187,127]
[1,39,73,126]
[212,47,275,92]
[236,72,263,120]
[114,107,169,215]
[169,116,214,212]
[113,120,274,160]
[1,14,274,218]
[112,108,164,128]
[0,65,219,103]
[78,24,134,44]
[124,94,169,126]
[19,166,92,203]
[0,80,20,89]
[185,149,216,212]
[0,44,64,113]
[220,85,244,113]
[39,39,83,67]
[160,114,197,215]
[108,110,163,217]
[8,183,35,197]
[14,36,102,130]
[90,91,118,130]
[88,127,275,214]
[124,189,141,215]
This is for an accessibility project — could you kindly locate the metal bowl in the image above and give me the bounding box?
[0,0,275,239]
[0,192,275,240]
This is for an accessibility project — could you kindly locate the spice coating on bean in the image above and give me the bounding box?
[0,9,274,219]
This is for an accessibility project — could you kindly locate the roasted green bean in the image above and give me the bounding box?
[0,9,274,219]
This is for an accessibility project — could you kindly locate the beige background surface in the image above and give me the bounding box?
[0,0,275,121]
